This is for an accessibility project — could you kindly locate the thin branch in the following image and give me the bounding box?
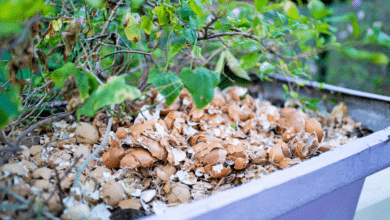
[72,105,114,189]
[0,187,60,220]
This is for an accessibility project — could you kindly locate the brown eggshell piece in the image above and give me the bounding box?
[227,104,240,122]
[234,157,248,170]
[141,138,166,160]
[129,119,156,138]
[120,154,140,169]
[116,127,128,140]
[102,151,120,169]
[305,118,324,143]
[210,91,226,108]
[282,127,296,143]
[118,199,142,210]
[166,183,191,204]
[101,180,125,207]
[211,164,232,179]
[91,166,113,179]
[75,122,99,145]
[269,142,290,163]
[189,109,205,122]
[203,148,227,166]
[32,167,53,180]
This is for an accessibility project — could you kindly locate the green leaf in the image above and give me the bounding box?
[241,52,259,70]
[85,0,103,8]
[0,21,22,37]
[0,0,51,22]
[147,69,184,106]
[74,71,90,100]
[189,0,204,18]
[215,51,226,76]
[341,47,389,65]
[365,27,390,48]
[308,0,329,20]
[254,0,268,12]
[184,26,196,44]
[140,16,153,35]
[224,50,251,81]
[77,77,141,117]
[153,6,170,26]
[259,61,275,73]
[284,1,300,21]
[349,14,360,38]
[180,67,220,109]
[215,21,232,31]
[153,48,164,59]
[124,14,141,44]
[51,62,76,88]
[0,87,21,128]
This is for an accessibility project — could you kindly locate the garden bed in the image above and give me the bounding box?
[1,83,382,220]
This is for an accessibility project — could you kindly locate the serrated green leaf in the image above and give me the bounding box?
[0,87,21,128]
[224,50,251,80]
[284,1,300,21]
[254,0,268,12]
[147,69,183,106]
[140,16,153,35]
[51,62,77,88]
[124,14,141,43]
[189,0,204,18]
[180,67,220,109]
[77,77,141,117]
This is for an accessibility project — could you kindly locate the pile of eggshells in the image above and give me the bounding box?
[0,86,364,219]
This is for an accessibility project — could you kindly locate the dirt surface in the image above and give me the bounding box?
[0,87,370,219]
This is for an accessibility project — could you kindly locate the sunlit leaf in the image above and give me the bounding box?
[140,16,153,35]
[254,0,268,12]
[77,77,141,117]
[51,62,77,88]
[124,14,141,44]
[189,0,204,18]
[283,1,300,21]
[147,69,184,106]
[180,67,220,109]
[215,51,226,76]
[308,0,330,20]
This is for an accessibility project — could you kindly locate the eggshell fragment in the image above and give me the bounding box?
[141,189,156,203]
[47,151,71,168]
[282,127,296,143]
[33,179,50,189]
[118,199,142,210]
[210,91,226,108]
[305,118,324,143]
[269,142,291,163]
[62,204,91,220]
[116,127,128,139]
[227,103,240,122]
[1,163,29,177]
[279,158,301,169]
[166,183,191,204]
[41,192,61,213]
[32,167,52,180]
[75,122,99,144]
[234,157,248,170]
[91,166,113,179]
[101,180,125,207]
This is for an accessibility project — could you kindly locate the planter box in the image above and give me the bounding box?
[143,75,390,220]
